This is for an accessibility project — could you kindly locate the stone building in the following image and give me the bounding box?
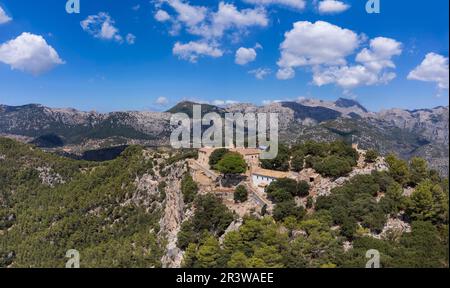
[251,168,291,193]
[197,147,261,169]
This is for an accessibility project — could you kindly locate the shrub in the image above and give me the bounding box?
[313,156,353,178]
[234,185,248,203]
[365,150,379,163]
[181,174,198,204]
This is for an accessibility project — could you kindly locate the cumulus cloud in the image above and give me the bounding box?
[189,2,268,39]
[155,10,171,22]
[317,0,350,14]
[276,21,402,91]
[157,1,268,61]
[81,12,133,44]
[166,0,207,27]
[126,34,136,45]
[408,53,449,90]
[235,47,257,65]
[277,21,360,79]
[356,37,402,71]
[173,41,223,62]
[312,37,402,89]
[243,0,306,10]
[0,32,64,75]
[249,68,272,79]
[155,96,169,106]
[0,6,12,24]
[312,65,396,90]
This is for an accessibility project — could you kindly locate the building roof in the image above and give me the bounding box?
[252,168,290,179]
[231,148,261,155]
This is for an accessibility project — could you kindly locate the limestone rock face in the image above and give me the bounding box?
[158,161,187,268]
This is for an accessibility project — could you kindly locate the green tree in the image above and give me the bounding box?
[409,157,429,187]
[181,173,198,204]
[340,217,358,240]
[177,221,197,250]
[408,180,435,221]
[386,154,410,186]
[192,194,234,237]
[273,201,306,222]
[227,251,248,268]
[291,152,305,172]
[215,152,247,174]
[234,185,248,203]
[196,236,223,268]
[297,181,310,197]
[313,156,353,178]
[365,149,379,163]
[380,182,405,215]
[260,144,290,171]
[208,148,229,167]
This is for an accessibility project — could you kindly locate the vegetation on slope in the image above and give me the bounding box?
[0,138,165,268]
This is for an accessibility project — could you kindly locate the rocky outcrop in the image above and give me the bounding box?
[36,166,65,187]
[158,161,188,268]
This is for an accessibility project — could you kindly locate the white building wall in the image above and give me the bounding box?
[252,174,276,192]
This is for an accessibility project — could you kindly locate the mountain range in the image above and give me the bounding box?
[0,98,448,176]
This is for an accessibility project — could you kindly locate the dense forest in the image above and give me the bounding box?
[0,137,448,268]
[0,138,165,267]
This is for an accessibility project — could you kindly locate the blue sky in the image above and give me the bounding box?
[0,0,448,112]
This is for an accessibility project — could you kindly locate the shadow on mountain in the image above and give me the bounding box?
[60,145,129,162]
[31,134,65,148]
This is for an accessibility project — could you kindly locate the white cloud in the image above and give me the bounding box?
[168,0,207,27]
[408,53,449,90]
[81,12,123,43]
[312,37,402,89]
[158,1,268,62]
[356,37,402,71]
[155,96,169,106]
[189,2,268,39]
[155,10,171,22]
[277,21,360,79]
[212,99,238,106]
[249,68,272,79]
[312,65,396,90]
[243,0,306,10]
[132,4,141,11]
[0,32,64,75]
[276,21,402,91]
[0,6,12,24]
[276,67,295,80]
[126,34,136,45]
[173,41,223,62]
[317,0,350,14]
[235,47,257,65]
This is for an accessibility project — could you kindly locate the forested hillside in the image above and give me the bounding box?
[0,138,169,267]
[0,138,448,268]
